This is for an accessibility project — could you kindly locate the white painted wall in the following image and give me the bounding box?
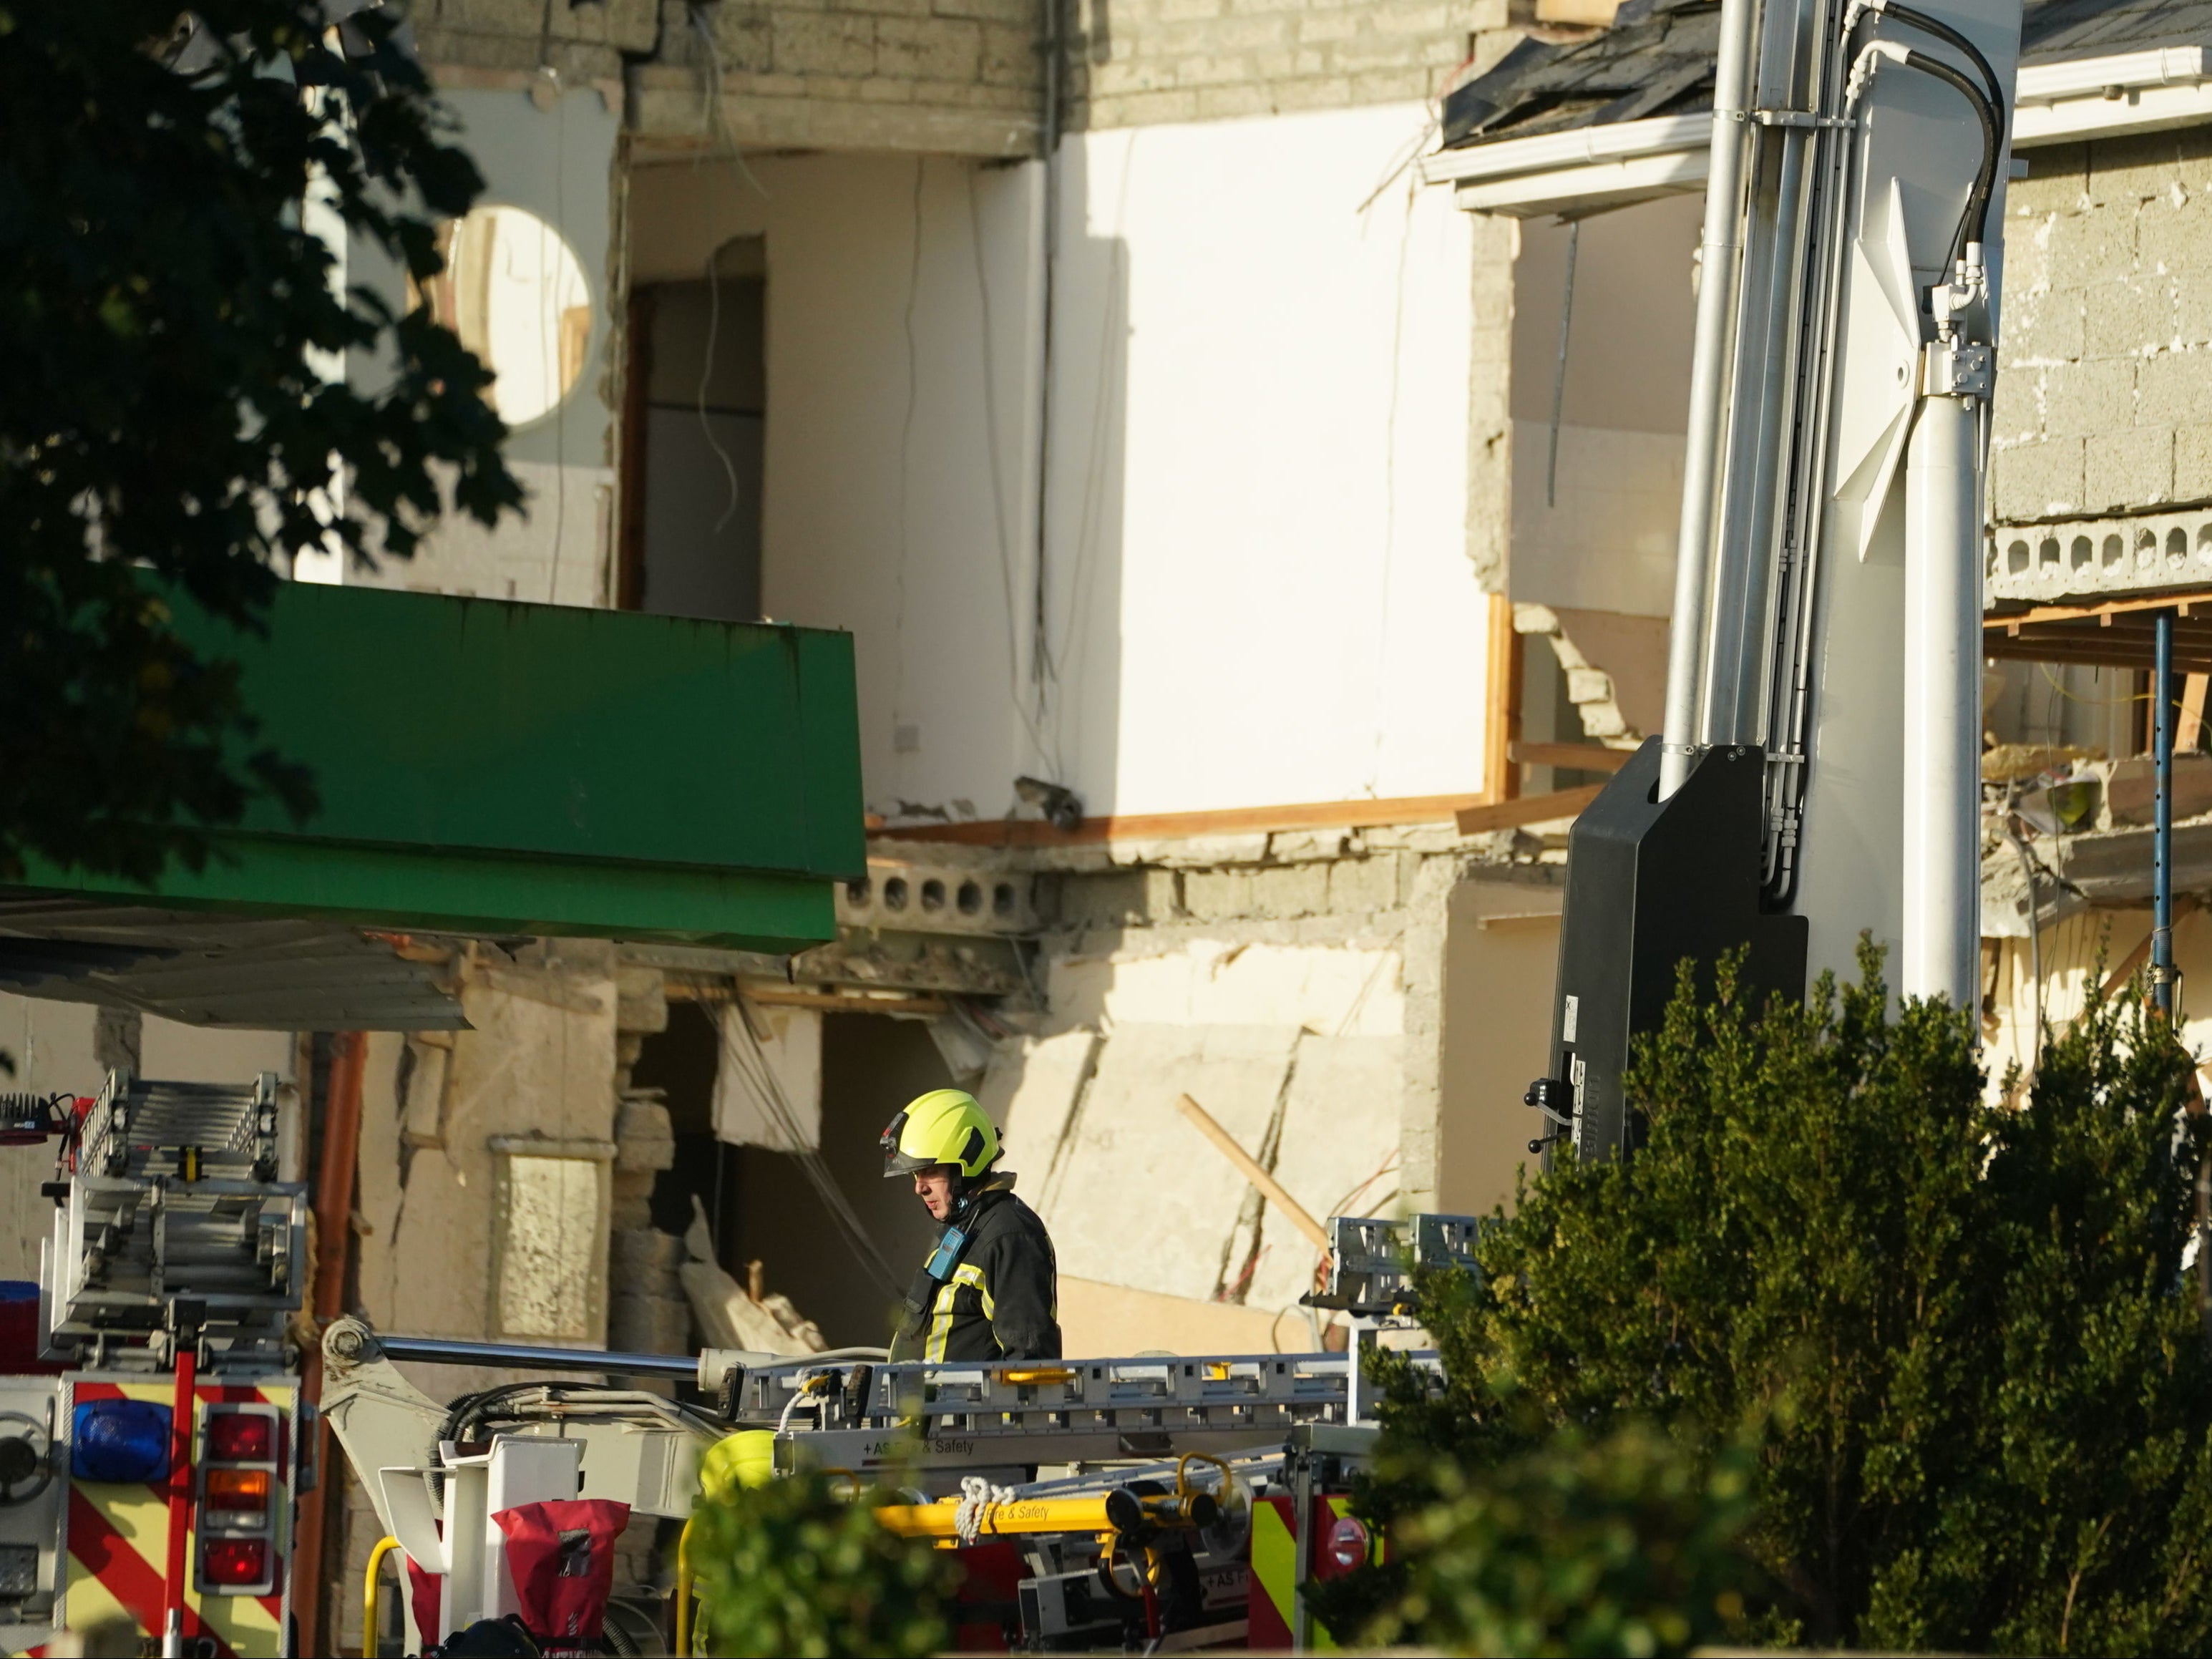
[627,99,1488,823]
[307,86,619,606]
[630,152,1044,824]
[0,997,99,1285]
[1051,106,1488,815]
[0,1000,296,1283]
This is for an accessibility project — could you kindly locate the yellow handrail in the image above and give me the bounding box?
[675,1514,698,1658]
[362,1535,401,1658]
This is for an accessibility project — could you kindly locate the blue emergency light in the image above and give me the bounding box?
[71,1401,171,1484]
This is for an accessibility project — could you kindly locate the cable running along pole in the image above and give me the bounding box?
[2155,608,2177,1019]
[1657,0,1760,798]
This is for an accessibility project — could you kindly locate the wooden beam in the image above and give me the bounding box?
[744,988,950,1016]
[1456,782,1607,835]
[2180,674,2208,751]
[1510,741,1633,773]
[875,789,1499,847]
[663,981,951,1016]
[1982,634,2212,672]
[2099,896,2201,1000]
[1987,588,2212,628]
[1174,1094,1330,1250]
[1485,593,1520,804]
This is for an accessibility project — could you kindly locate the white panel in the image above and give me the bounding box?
[978,1030,1100,1188]
[497,1156,602,1339]
[484,1438,585,1623]
[1068,104,1488,814]
[1242,1033,1403,1314]
[1798,0,2022,990]
[1508,421,1686,618]
[1031,1023,1300,1302]
[713,1004,822,1151]
[137,1018,294,1085]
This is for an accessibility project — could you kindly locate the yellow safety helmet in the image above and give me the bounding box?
[881,1089,1000,1179]
[698,1429,777,1503]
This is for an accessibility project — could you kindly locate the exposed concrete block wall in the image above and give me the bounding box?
[414,0,1531,152]
[1468,210,1515,593]
[411,0,660,79]
[1993,126,2212,524]
[968,817,1569,1338]
[1063,0,1517,130]
[411,0,1044,156]
[628,0,1043,154]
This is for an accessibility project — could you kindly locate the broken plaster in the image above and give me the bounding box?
[1513,602,1647,748]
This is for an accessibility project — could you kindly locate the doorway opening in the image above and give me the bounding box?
[620,238,765,621]
[728,1013,954,1348]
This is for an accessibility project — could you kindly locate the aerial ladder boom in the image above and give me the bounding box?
[1532,0,2022,1158]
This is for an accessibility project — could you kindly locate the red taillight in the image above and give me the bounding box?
[203,1539,268,1587]
[208,1412,273,1461]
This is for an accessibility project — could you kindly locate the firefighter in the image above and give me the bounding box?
[881,1089,1061,1361]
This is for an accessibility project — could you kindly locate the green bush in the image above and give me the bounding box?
[688,1471,961,1658]
[1330,943,2212,1655]
[1312,1416,1760,1658]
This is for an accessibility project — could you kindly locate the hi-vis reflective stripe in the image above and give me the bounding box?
[961,1263,995,1320]
[923,1263,992,1361]
[1247,1493,1367,1653]
[60,1376,294,1659]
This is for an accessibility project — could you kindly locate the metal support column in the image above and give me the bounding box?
[1901,391,1982,1006]
[2155,608,2177,1019]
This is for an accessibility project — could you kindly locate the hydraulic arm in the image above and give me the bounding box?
[1534,0,2021,1159]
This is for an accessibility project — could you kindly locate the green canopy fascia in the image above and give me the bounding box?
[17,582,864,952]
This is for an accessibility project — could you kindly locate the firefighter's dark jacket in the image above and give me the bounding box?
[889,1174,1061,1362]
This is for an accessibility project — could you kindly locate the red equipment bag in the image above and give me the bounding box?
[404,1555,444,1649]
[492,1498,632,1644]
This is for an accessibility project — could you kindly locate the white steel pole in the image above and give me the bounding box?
[1901,389,1982,1005]
[1657,0,1760,799]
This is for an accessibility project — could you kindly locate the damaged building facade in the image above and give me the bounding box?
[230,1,1663,1640]
[17,0,2212,1645]
[1426,0,2212,1085]
[1977,3,2212,1082]
[293,0,1655,1412]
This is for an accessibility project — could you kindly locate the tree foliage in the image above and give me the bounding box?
[1326,945,2212,1655]
[0,3,520,885]
[688,1470,962,1658]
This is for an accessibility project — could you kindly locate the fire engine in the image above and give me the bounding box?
[0,1073,307,1659]
[314,1213,1475,1655]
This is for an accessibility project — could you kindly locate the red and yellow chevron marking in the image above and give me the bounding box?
[58,1376,293,1659]
[1247,1492,1378,1653]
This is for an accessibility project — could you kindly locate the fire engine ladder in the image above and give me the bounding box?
[45,1071,308,1371]
[751,1348,1440,1477]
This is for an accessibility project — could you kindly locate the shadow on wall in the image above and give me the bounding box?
[622,149,1129,824]
[1437,875,1564,1217]
[628,241,767,623]
[730,1013,954,1349]
[632,1001,724,1239]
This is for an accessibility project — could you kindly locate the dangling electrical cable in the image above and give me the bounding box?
[714,1003,903,1298]
[1546,219,1581,510]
